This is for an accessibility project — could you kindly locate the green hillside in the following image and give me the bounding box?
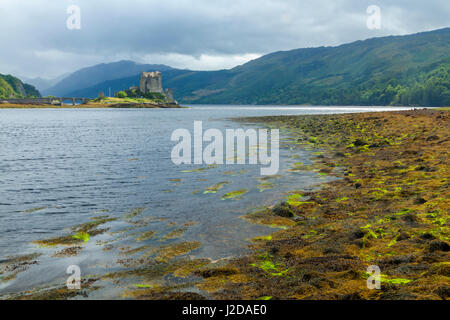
[0,74,40,99]
[183,28,450,106]
[64,28,450,107]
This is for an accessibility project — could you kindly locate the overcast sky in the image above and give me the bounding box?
[1,0,449,79]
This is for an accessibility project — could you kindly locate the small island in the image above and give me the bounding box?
[0,71,182,109]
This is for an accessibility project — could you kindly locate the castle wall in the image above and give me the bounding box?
[139,74,146,93]
[140,71,163,94]
[165,88,174,101]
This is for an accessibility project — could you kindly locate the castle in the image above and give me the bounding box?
[139,71,174,101]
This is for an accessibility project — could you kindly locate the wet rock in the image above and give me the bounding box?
[353,138,367,147]
[293,215,306,223]
[426,135,439,142]
[430,263,450,276]
[350,229,365,240]
[402,150,419,156]
[397,232,410,241]
[416,165,437,172]
[380,291,417,300]
[427,240,450,252]
[273,202,295,218]
[323,247,341,255]
[339,292,363,300]
[194,267,238,278]
[151,292,207,300]
[434,286,450,299]
[284,252,294,260]
[269,246,280,255]
[414,197,427,204]
[402,212,420,224]
[420,232,436,241]
[377,255,415,266]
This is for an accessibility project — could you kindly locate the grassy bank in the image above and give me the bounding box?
[193,109,449,300]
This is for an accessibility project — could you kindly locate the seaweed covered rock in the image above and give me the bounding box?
[427,240,450,252]
[272,202,295,218]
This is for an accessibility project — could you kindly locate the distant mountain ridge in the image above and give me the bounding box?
[21,73,70,92]
[50,28,450,106]
[0,74,40,99]
[42,60,173,97]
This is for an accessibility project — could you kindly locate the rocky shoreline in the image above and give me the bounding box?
[193,108,449,300]
[1,108,448,300]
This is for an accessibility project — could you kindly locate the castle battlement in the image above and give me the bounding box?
[140,71,163,94]
[125,71,176,103]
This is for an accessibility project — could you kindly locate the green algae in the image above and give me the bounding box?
[204,181,230,194]
[336,197,349,203]
[285,193,303,206]
[252,235,273,242]
[250,254,289,277]
[33,216,117,247]
[72,232,90,243]
[257,182,275,192]
[362,272,412,285]
[133,283,154,288]
[181,165,217,173]
[222,189,248,200]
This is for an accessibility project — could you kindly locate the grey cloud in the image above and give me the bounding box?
[0,0,448,78]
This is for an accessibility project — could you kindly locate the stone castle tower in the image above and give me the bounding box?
[140,71,163,94]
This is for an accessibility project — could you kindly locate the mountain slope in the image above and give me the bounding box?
[185,27,450,105]
[0,74,40,99]
[22,73,70,92]
[43,60,173,97]
[54,28,450,106]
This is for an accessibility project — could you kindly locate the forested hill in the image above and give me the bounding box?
[179,27,449,106]
[0,74,40,99]
[64,28,450,107]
